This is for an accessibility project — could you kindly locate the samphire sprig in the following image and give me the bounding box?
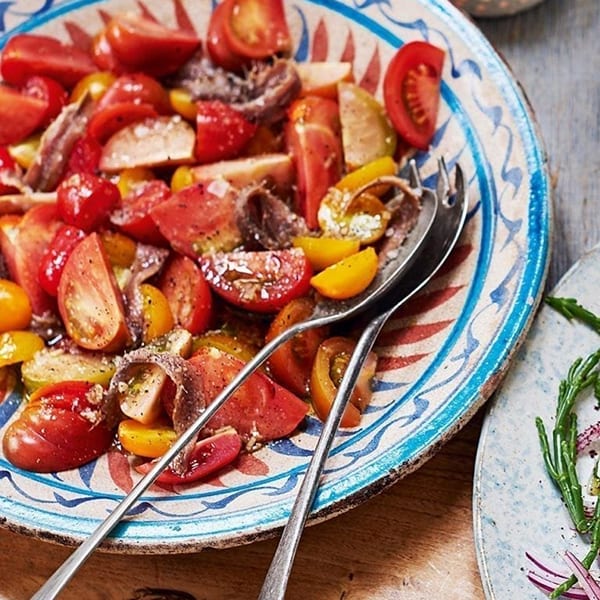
[537,296,600,597]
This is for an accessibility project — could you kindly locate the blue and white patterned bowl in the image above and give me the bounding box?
[451,0,546,18]
[0,0,550,553]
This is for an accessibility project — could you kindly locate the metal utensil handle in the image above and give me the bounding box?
[258,311,388,600]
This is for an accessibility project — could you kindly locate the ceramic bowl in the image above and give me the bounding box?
[452,0,546,17]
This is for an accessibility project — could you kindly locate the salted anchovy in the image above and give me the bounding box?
[171,55,301,124]
[106,348,206,474]
[23,93,95,192]
[236,182,308,250]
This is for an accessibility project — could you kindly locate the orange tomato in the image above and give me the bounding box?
[118,418,177,458]
[0,279,32,331]
[140,283,174,342]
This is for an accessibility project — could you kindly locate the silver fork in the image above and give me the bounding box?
[257,160,468,600]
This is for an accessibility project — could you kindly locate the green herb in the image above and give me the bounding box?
[538,298,600,597]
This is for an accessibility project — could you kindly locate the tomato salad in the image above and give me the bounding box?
[0,0,444,486]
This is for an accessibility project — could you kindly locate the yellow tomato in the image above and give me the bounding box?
[0,280,32,331]
[70,71,117,103]
[141,284,175,342]
[170,165,194,192]
[335,155,397,195]
[292,236,360,271]
[9,134,41,169]
[169,88,197,121]
[118,418,178,458]
[0,331,44,367]
[193,331,257,363]
[100,230,137,268]
[116,167,155,197]
[310,247,378,300]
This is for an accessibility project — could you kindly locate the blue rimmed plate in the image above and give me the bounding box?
[0,0,550,553]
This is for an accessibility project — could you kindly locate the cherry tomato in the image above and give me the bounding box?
[266,297,329,397]
[169,89,197,122]
[0,331,44,367]
[2,380,114,473]
[38,224,86,296]
[118,418,177,459]
[57,232,131,352]
[0,34,96,88]
[0,279,32,331]
[103,14,201,77]
[7,134,40,170]
[296,61,354,98]
[189,347,308,441]
[99,230,137,268]
[201,248,313,314]
[158,254,213,335]
[114,166,155,197]
[22,75,67,128]
[134,428,243,485]
[195,100,258,164]
[0,147,19,194]
[57,172,121,232]
[221,0,292,60]
[140,283,175,343]
[0,205,61,315]
[70,71,117,103]
[383,41,444,151]
[96,73,171,114]
[285,96,343,229]
[61,134,102,179]
[193,331,257,363]
[111,179,171,245]
[310,337,377,428]
[206,0,247,71]
[91,30,128,74]
[0,85,47,145]
[150,182,241,256]
[88,101,158,143]
[292,236,360,272]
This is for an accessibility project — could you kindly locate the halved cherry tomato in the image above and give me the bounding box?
[193,331,257,363]
[2,380,114,473]
[103,14,201,77]
[110,179,170,245]
[310,337,377,428]
[8,134,40,170]
[70,71,117,103]
[99,230,137,268]
[310,247,378,300]
[1,34,96,88]
[0,85,47,145]
[57,172,121,232]
[0,279,32,331]
[201,248,313,313]
[96,73,171,114]
[0,147,19,194]
[221,0,292,60]
[189,347,308,441]
[91,30,128,74]
[292,236,361,271]
[118,418,177,459]
[169,89,197,122]
[158,254,213,335]
[88,101,158,143]
[0,331,44,367]
[383,41,444,151]
[140,283,175,343]
[206,0,246,72]
[285,96,343,229]
[266,297,329,397]
[61,134,102,179]
[38,224,86,296]
[195,100,258,164]
[134,428,243,485]
[57,232,131,352]
[22,75,67,128]
[114,166,155,197]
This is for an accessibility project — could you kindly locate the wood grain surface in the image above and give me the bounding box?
[2,0,599,598]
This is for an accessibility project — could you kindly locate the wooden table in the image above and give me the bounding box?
[2,0,599,598]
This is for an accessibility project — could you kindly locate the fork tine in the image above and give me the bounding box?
[436,156,451,204]
[407,158,422,192]
[453,162,466,204]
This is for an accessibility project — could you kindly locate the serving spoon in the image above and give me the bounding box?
[258,160,468,600]
[32,159,444,600]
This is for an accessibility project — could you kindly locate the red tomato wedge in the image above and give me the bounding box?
[0,85,47,145]
[96,73,171,114]
[220,0,292,60]
[134,428,242,485]
[189,347,308,441]
[2,381,114,473]
[1,34,96,88]
[206,0,246,72]
[103,14,201,77]
[62,134,103,180]
[195,100,258,164]
[383,41,444,151]
[57,232,131,352]
[88,101,158,143]
[22,75,67,128]
[285,96,343,229]
[158,254,213,335]
[201,248,313,314]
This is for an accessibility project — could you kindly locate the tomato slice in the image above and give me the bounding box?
[266,297,329,397]
[206,0,246,72]
[221,0,292,60]
[310,337,377,428]
[158,254,213,335]
[195,100,258,164]
[189,347,308,441]
[1,34,96,88]
[383,41,444,151]
[87,101,158,143]
[96,73,171,114]
[57,232,131,352]
[201,248,313,313]
[104,14,201,77]
[134,428,242,485]
[2,381,114,473]
[0,85,47,145]
[61,134,102,180]
[285,96,343,229]
[22,75,67,128]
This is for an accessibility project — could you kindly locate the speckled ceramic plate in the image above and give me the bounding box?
[474,244,600,599]
[0,0,550,553]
